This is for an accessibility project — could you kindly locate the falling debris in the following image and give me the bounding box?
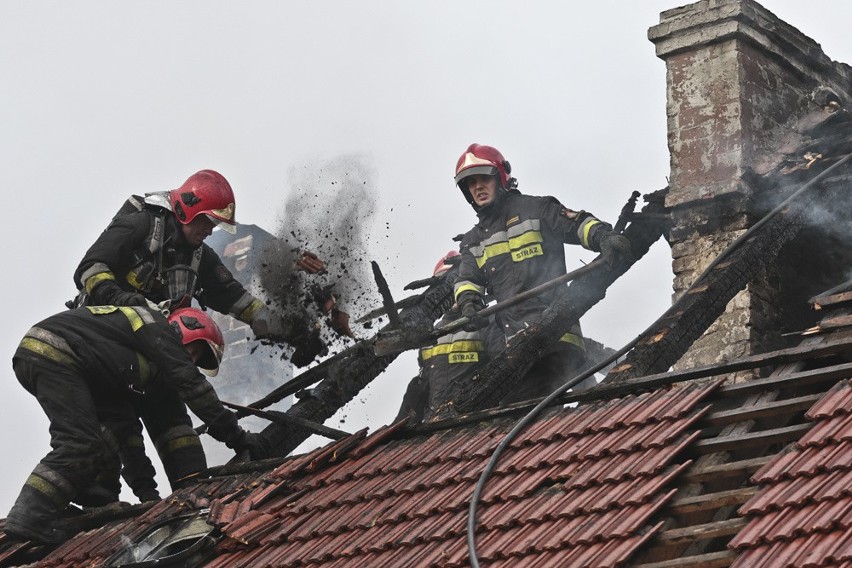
[253,155,384,359]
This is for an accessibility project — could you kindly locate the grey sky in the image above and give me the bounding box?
[2,1,850,513]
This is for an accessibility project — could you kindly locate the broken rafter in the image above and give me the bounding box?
[606,150,852,384]
[257,267,457,457]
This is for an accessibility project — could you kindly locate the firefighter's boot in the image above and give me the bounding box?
[5,484,73,545]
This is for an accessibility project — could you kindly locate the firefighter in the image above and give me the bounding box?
[4,305,267,545]
[452,143,632,403]
[395,251,501,421]
[72,169,325,367]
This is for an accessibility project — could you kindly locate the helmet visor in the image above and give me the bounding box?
[195,340,224,377]
[454,165,498,186]
[206,214,237,234]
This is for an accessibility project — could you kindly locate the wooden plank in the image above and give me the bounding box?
[716,361,852,398]
[656,518,748,544]
[693,423,811,454]
[635,550,736,568]
[811,289,852,308]
[684,456,773,484]
[702,394,822,427]
[572,334,852,404]
[813,313,852,330]
[668,487,758,516]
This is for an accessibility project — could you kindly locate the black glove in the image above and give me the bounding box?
[598,233,633,267]
[291,329,326,367]
[112,290,149,307]
[250,306,288,340]
[135,488,161,503]
[460,297,487,332]
[230,431,270,461]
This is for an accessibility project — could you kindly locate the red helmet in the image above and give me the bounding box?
[433,250,461,277]
[454,144,513,203]
[169,170,237,234]
[168,307,225,376]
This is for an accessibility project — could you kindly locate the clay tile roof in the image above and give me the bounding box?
[729,379,852,567]
[5,380,716,568]
[195,382,716,567]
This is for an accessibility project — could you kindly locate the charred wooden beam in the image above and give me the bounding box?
[258,267,457,457]
[606,144,852,384]
[451,189,670,414]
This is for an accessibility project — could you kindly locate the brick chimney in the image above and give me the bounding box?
[649,0,852,369]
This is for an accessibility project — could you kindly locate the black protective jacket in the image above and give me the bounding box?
[14,305,243,446]
[74,204,263,322]
[419,310,500,415]
[454,190,612,352]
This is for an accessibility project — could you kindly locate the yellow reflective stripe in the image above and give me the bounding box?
[87,305,118,315]
[137,352,152,386]
[119,307,145,331]
[559,332,586,350]
[85,271,116,294]
[454,282,485,302]
[580,219,601,249]
[25,474,70,507]
[475,241,510,268]
[509,230,543,250]
[475,230,544,268]
[123,435,145,448]
[157,434,203,454]
[126,270,145,290]
[240,298,265,322]
[19,337,77,367]
[421,340,484,361]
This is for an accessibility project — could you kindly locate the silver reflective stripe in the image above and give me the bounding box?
[146,214,164,254]
[24,327,74,357]
[577,216,601,249]
[435,329,481,345]
[130,306,157,325]
[469,219,541,257]
[454,280,486,299]
[229,292,257,318]
[32,463,75,499]
[125,195,145,212]
[190,246,203,271]
[80,262,112,285]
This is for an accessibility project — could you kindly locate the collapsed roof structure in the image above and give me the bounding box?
[3,0,852,566]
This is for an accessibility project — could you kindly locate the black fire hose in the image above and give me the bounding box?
[466,150,852,568]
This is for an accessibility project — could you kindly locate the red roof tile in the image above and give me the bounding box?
[12,381,719,567]
[731,380,852,568]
